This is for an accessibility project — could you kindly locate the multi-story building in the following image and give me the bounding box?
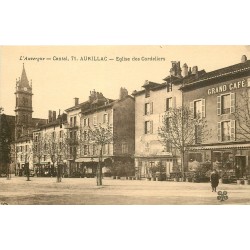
[181,55,250,177]
[32,111,67,176]
[133,62,186,178]
[65,88,135,175]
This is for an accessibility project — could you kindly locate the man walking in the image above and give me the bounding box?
[210,169,219,192]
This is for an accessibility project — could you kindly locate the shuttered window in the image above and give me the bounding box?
[230,93,235,113]
[218,120,236,142]
[166,98,172,111]
[145,121,153,134]
[150,102,153,114]
[190,101,194,117]
[201,99,206,118]
[231,120,236,141]
[217,122,221,142]
[217,96,221,115]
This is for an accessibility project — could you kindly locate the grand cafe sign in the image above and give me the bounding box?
[208,78,250,95]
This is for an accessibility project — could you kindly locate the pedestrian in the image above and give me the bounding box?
[210,169,219,192]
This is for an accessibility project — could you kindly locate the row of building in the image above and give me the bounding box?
[3,55,250,178]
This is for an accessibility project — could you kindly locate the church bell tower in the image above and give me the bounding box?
[14,64,33,139]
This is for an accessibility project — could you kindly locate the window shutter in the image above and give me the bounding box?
[144,122,147,134]
[230,93,235,113]
[150,102,153,114]
[173,97,176,109]
[217,96,221,115]
[202,99,206,118]
[190,101,194,117]
[231,120,236,141]
[87,118,89,126]
[150,120,153,134]
[217,122,221,142]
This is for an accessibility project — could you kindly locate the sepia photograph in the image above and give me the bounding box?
[1,45,250,205]
[1,1,250,250]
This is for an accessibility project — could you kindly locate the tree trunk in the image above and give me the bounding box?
[181,151,185,181]
[96,147,103,186]
[56,164,61,183]
[26,163,30,181]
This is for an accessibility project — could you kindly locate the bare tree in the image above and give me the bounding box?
[45,131,68,182]
[33,133,46,177]
[24,144,32,181]
[88,124,114,186]
[234,90,250,140]
[158,106,209,179]
[65,128,83,176]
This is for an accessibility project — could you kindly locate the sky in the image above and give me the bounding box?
[1,45,250,119]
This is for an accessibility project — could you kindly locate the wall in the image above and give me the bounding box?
[113,97,135,157]
[134,84,182,157]
[183,76,250,144]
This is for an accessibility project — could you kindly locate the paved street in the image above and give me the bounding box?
[0,176,250,205]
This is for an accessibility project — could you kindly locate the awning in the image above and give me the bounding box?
[188,143,250,151]
[75,157,110,163]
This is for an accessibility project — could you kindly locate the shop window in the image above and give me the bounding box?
[189,153,202,162]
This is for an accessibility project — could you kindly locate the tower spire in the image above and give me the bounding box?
[19,63,29,87]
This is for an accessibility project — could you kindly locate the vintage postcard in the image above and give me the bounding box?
[1,45,250,205]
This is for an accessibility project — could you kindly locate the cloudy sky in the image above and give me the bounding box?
[1,45,250,119]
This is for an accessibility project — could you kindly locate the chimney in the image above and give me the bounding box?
[89,89,96,102]
[182,63,188,77]
[192,66,198,75]
[119,87,128,99]
[53,111,56,121]
[170,61,182,77]
[74,97,79,106]
[241,55,247,63]
[48,110,53,123]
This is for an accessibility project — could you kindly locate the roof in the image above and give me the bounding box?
[81,95,134,115]
[181,60,250,90]
[65,101,88,112]
[142,80,161,88]
[38,114,67,129]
